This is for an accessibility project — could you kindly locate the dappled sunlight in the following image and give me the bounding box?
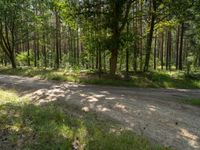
[147,104,158,112]
[100,91,110,94]
[0,103,87,149]
[114,103,128,113]
[13,83,200,150]
[0,88,159,150]
[105,97,116,100]
[177,128,200,149]
[26,85,69,104]
[176,89,192,92]
[96,105,111,112]
[82,106,90,112]
[86,95,99,102]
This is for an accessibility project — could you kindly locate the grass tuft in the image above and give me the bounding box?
[183,99,200,106]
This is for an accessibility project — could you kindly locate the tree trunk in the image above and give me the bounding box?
[27,31,30,66]
[55,11,60,69]
[110,24,120,75]
[109,26,120,75]
[110,49,118,75]
[139,1,143,71]
[98,47,102,77]
[166,30,172,70]
[144,14,156,72]
[179,23,184,70]
[176,26,180,70]
[166,31,169,70]
[77,28,80,65]
[42,34,47,68]
[126,22,129,74]
[154,36,157,70]
[33,34,37,67]
[126,48,129,74]
[169,31,172,71]
[10,49,16,69]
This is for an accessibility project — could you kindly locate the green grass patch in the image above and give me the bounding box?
[182,99,200,106]
[0,89,169,150]
[0,67,199,89]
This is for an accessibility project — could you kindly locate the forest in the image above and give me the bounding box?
[0,0,200,76]
[0,0,200,150]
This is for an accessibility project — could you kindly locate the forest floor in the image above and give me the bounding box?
[0,67,200,89]
[0,75,200,150]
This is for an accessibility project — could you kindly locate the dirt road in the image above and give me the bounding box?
[0,75,200,150]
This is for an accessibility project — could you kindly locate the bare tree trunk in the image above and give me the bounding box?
[26,31,30,66]
[10,49,16,69]
[110,49,118,75]
[144,14,156,71]
[166,31,169,70]
[176,26,180,70]
[55,11,60,69]
[42,34,47,68]
[139,1,143,71]
[168,30,172,71]
[179,23,184,70]
[154,36,157,70]
[126,22,129,75]
[161,32,164,70]
[144,0,157,72]
[33,34,37,67]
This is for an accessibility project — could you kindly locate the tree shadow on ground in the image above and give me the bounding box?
[0,99,162,150]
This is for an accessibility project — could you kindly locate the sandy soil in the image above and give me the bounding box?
[0,74,200,150]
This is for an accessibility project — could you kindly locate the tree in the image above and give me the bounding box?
[143,0,167,72]
[0,0,23,68]
[77,0,135,75]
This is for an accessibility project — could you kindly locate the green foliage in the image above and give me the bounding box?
[16,50,34,66]
[0,0,200,78]
[155,20,178,33]
[186,54,195,75]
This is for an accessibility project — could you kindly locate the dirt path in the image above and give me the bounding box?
[0,75,200,150]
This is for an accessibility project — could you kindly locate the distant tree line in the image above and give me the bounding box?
[0,0,200,75]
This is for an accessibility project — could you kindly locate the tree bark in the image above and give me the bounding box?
[179,23,184,70]
[10,49,16,68]
[161,32,164,70]
[154,36,157,70]
[176,26,180,70]
[143,14,156,71]
[144,0,157,72]
[166,30,172,70]
[55,11,60,69]
[110,49,118,75]
[33,34,37,67]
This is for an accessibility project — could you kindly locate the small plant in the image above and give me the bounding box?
[186,54,194,76]
[16,50,34,66]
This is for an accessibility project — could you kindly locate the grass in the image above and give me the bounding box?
[0,67,200,89]
[182,99,200,107]
[0,89,169,150]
